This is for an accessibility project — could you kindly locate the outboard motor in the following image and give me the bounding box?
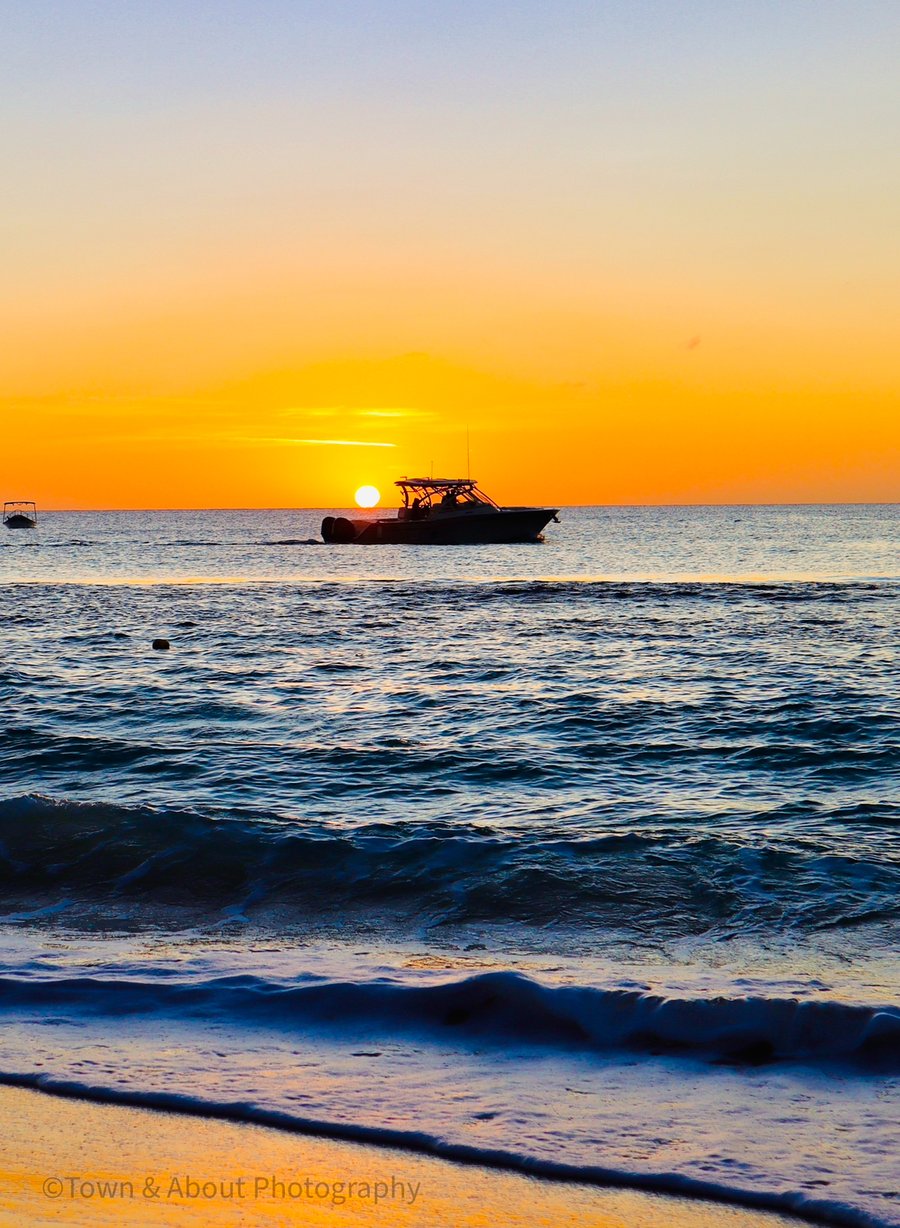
[322,516,357,544]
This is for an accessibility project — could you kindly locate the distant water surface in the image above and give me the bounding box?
[0,506,897,1227]
[0,503,896,582]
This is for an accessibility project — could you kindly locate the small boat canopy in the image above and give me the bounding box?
[394,478,499,511]
[3,501,37,527]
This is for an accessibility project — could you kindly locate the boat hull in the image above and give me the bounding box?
[3,515,36,529]
[322,508,557,545]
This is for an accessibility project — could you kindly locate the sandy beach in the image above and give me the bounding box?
[0,1086,812,1228]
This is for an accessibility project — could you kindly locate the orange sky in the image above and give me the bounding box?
[2,2,898,508]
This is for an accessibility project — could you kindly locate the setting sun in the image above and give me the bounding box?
[354,485,381,508]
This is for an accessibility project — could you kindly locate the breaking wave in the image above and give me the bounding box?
[1,968,897,1068]
[2,794,899,934]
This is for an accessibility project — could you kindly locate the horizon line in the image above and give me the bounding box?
[17,501,899,513]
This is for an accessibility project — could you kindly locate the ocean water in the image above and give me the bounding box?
[1,505,897,1226]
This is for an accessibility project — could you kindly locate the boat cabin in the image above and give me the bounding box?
[396,478,499,520]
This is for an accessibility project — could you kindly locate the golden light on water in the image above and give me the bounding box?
[354,485,381,508]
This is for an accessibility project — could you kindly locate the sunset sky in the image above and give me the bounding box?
[2,0,898,507]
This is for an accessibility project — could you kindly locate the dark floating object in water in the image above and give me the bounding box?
[3,501,37,529]
[152,639,170,651]
[321,478,559,545]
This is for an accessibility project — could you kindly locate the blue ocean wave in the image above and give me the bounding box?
[1,969,897,1068]
[1,513,898,1228]
[1,795,898,934]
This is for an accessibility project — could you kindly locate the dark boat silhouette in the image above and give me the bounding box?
[3,501,37,529]
[321,478,558,545]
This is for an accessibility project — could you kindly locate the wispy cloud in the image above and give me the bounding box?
[81,432,397,449]
[285,438,396,448]
[278,407,426,421]
[356,409,429,419]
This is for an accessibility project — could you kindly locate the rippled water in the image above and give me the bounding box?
[1,507,898,1226]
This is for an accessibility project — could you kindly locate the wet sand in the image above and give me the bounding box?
[0,1085,811,1227]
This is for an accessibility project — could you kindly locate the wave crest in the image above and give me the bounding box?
[2,795,898,935]
[1,969,897,1068]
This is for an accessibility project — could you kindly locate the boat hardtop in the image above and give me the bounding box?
[396,477,500,517]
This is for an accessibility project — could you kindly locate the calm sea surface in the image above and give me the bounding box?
[1,506,898,1226]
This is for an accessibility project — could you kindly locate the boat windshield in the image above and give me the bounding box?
[395,479,498,513]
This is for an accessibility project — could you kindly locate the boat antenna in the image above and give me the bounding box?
[466,426,470,479]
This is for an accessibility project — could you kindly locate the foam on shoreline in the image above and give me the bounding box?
[0,1074,888,1228]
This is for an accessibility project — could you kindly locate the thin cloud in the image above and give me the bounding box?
[278,407,426,420]
[82,432,397,449]
[286,438,396,448]
[356,409,431,419]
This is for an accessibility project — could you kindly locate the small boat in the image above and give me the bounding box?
[322,478,558,545]
[3,501,37,529]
